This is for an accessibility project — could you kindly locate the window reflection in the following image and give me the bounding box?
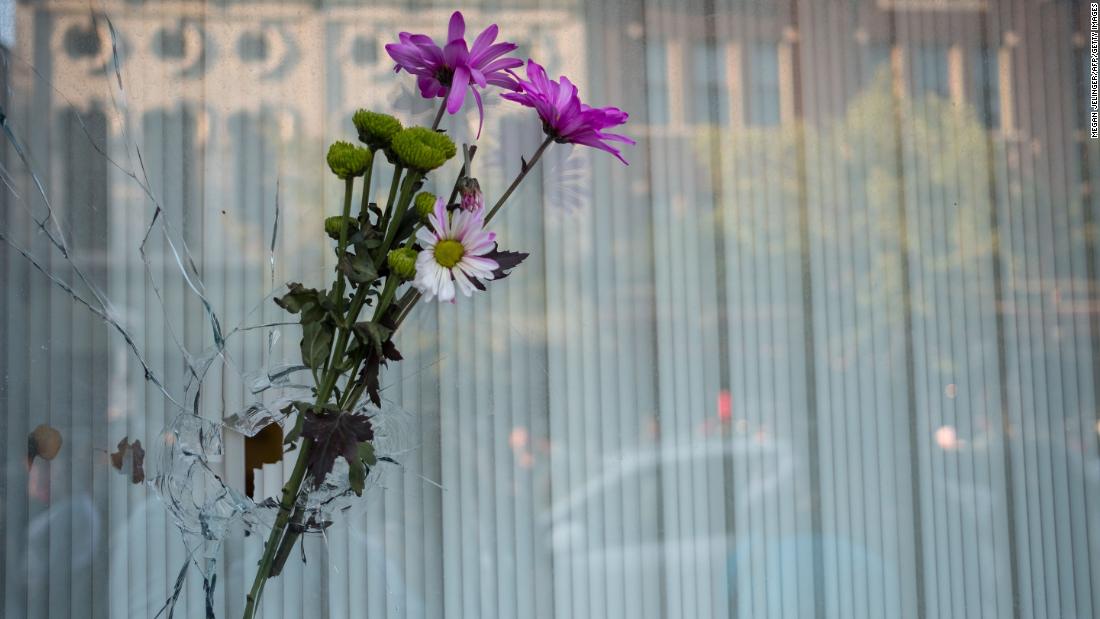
[745,42,780,127]
[1,1,1097,618]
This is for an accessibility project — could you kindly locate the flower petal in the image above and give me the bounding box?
[460,255,499,277]
[470,24,498,56]
[437,272,456,302]
[472,87,485,138]
[443,39,469,68]
[446,65,471,114]
[453,268,476,297]
[447,11,466,43]
[431,197,449,234]
[416,226,439,248]
[463,231,497,256]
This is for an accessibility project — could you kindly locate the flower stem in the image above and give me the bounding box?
[485,136,554,223]
[245,91,454,619]
[377,165,404,251]
[268,503,306,577]
[376,172,422,269]
[243,174,377,617]
[334,179,355,297]
[432,95,448,130]
[359,154,376,221]
[242,439,312,618]
[393,288,422,328]
[373,276,399,321]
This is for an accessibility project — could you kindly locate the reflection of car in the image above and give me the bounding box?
[541,438,895,616]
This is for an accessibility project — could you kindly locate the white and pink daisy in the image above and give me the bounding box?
[414,198,499,302]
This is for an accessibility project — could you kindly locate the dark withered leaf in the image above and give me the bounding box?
[468,245,529,290]
[359,353,383,407]
[485,247,529,279]
[382,339,403,362]
[110,436,145,484]
[301,411,374,488]
[284,402,341,450]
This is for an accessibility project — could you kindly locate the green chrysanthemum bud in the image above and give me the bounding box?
[387,247,418,281]
[327,141,372,180]
[390,127,456,172]
[324,215,358,240]
[414,191,438,220]
[353,110,403,150]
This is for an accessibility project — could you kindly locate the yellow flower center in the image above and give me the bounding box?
[434,239,465,269]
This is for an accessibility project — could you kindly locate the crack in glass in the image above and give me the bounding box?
[0,8,437,616]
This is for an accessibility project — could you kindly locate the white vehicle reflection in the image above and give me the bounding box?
[541,436,898,615]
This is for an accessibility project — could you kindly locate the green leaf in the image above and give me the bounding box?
[338,251,379,284]
[353,321,393,355]
[300,302,327,325]
[284,416,303,446]
[281,401,318,445]
[300,320,334,370]
[349,458,367,495]
[274,282,320,314]
[358,441,378,467]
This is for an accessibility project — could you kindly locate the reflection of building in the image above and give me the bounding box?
[2,2,1098,619]
[628,0,1087,244]
[634,0,1079,150]
[22,1,583,138]
[1,3,587,617]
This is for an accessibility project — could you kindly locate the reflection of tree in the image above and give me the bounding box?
[693,72,1099,619]
[698,71,1040,354]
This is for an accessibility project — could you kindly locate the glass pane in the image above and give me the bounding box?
[1,1,1096,618]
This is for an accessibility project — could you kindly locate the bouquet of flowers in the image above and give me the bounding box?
[240,12,632,617]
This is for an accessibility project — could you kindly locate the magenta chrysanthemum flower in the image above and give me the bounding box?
[385,11,522,133]
[502,59,635,164]
[414,198,499,303]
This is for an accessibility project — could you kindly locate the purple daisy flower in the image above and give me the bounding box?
[385,11,522,133]
[501,59,635,164]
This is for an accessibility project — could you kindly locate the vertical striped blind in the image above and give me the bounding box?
[1,1,1097,617]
